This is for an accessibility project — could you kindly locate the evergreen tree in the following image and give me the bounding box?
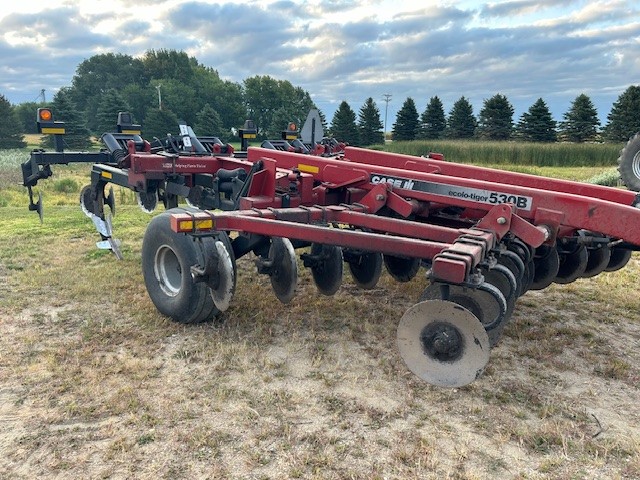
[419,96,446,139]
[329,101,359,145]
[14,101,43,134]
[558,93,600,142]
[41,88,92,150]
[143,107,179,140]
[446,96,476,139]
[0,94,27,149]
[392,97,419,141]
[357,97,384,146]
[604,85,640,142]
[477,93,514,140]
[268,107,300,139]
[194,104,224,137]
[95,89,133,135]
[516,98,557,142]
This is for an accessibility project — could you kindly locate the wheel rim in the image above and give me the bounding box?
[155,245,182,296]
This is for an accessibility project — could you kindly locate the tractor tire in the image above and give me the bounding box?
[142,209,219,323]
[617,133,640,191]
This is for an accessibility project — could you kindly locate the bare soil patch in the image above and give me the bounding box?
[0,210,638,479]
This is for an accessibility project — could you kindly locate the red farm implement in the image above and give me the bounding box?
[21,108,640,387]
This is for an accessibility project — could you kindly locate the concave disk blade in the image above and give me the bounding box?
[137,191,158,214]
[310,243,343,296]
[347,251,383,289]
[208,241,235,312]
[269,237,298,304]
[581,245,611,278]
[419,281,509,347]
[530,245,560,290]
[80,184,97,218]
[554,244,588,284]
[397,300,489,388]
[605,247,632,272]
[383,254,421,282]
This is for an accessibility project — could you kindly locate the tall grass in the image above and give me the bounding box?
[376,140,625,167]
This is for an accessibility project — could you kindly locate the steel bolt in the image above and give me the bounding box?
[497,216,507,225]
[375,194,385,201]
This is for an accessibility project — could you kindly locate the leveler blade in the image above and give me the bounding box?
[91,213,123,259]
[397,300,490,388]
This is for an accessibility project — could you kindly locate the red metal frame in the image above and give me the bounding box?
[114,143,640,285]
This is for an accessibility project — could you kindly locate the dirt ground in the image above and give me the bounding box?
[0,229,639,479]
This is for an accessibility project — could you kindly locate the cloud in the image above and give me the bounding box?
[480,0,573,18]
[0,0,638,124]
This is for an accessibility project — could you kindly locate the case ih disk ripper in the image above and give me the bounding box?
[22,108,640,387]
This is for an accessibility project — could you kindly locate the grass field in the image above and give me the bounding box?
[0,146,638,479]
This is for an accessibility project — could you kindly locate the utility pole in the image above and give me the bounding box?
[34,89,46,103]
[382,93,392,138]
[156,84,162,110]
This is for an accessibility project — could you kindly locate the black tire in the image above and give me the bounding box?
[618,133,640,191]
[142,210,218,323]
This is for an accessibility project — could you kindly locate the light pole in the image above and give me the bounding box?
[382,93,392,138]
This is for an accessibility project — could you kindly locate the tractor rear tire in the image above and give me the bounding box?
[617,133,640,191]
[142,210,219,323]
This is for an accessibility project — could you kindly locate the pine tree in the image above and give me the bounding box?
[477,94,514,140]
[194,103,224,137]
[446,97,476,139]
[95,89,133,135]
[0,94,26,149]
[603,85,640,142]
[357,97,384,146]
[268,107,299,139]
[419,96,446,139]
[392,97,419,141]
[329,101,359,145]
[558,93,600,142]
[143,107,179,140]
[40,88,93,150]
[516,98,557,142]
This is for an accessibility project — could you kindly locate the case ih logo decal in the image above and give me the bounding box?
[370,174,533,211]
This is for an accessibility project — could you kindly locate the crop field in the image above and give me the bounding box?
[381,140,625,168]
[0,147,639,479]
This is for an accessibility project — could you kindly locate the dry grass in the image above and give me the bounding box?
[0,203,639,479]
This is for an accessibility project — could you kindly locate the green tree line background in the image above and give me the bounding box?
[0,48,639,150]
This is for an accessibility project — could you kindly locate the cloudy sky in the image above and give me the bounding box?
[1,0,638,128]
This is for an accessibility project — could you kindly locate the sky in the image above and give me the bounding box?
[1,0,639,130]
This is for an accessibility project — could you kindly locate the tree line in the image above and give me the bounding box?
[332,88,640,146]
[0,48,639,149]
